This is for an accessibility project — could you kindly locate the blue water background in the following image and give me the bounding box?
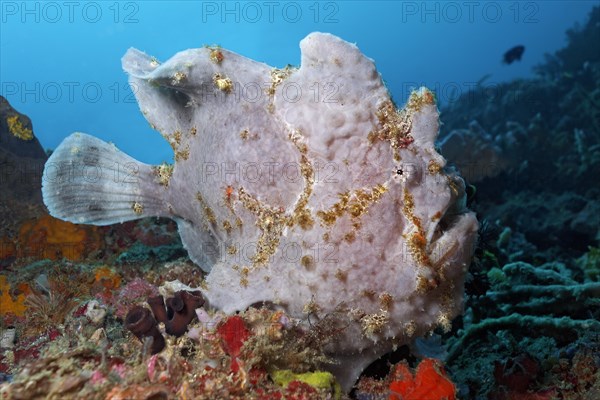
[1,1,596,164]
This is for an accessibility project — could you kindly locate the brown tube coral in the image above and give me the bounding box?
[125,306,165,354]
[147,290,204,337]
[147,295,168,324]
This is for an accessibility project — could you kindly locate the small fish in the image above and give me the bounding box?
[503,45,525,64]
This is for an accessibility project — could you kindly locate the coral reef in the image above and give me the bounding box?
[446,257,600,397]
[439,120,516,182]
[2,6,599,399]
[107,218,185,265]
[438,7,600,399]
[2,211,183,269]
[111,278,160,319]
[0,266,351,399]
[1,97,48,266]
[0,96,45,158]
[271,369,341,398]
[578,246,600,281]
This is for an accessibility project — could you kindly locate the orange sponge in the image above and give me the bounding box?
[17,215,103,261]
[0,236,17,260]
[0,275,27,317]
[94,266,122,290]
[389,358,456,400]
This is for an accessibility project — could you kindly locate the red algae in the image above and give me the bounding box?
[217,315,251,373]
[389,358,456,400]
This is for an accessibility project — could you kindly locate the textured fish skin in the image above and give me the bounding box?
[42,33,478,391]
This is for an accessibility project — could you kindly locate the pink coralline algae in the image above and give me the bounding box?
[113,278,159,319]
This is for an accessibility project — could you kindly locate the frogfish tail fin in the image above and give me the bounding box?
[42,132,168,225]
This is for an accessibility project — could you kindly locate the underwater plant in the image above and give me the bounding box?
[23,277,79,336]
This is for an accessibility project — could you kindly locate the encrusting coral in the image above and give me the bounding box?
[17,215,103,261]
[389,358,456,400]
[6,115,33,141]
[0,276,27,318]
